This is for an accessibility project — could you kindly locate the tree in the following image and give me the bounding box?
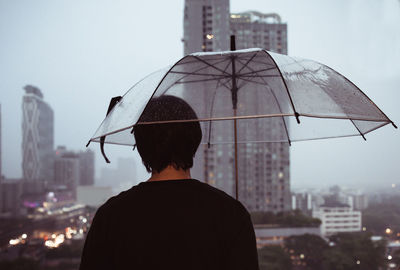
[250,210,321,227]
[258,245,292,270]
[327,232,386,270]
[284,234,328,269]
[322,248,358,270]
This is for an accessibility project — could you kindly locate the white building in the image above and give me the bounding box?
[77,186,113,207]
[312,203,361,237]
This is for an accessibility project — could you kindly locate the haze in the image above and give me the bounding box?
[0,0,399,190]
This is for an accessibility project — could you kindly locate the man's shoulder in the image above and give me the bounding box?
[192,180,250,216]
[97,179,249,218]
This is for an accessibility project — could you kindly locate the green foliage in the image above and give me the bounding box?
[322,248,355,270]
[285,234,329,269]
[258,245,292,270]
[250,209,321,227]
[282,232,387,270]
[362,195,400,235]
[326,232,387,270]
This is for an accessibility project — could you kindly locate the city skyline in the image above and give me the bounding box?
[0,0,399,189]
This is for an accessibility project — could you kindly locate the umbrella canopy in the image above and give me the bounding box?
[88,48,396,147]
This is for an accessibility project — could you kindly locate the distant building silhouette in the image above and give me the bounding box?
[0,104,2,180]
[0,178,23,216]
[78,149,95,186]
[98,157,136,193]
[22,85,54,192]
[54,147,80,199]
[182,1,290,212]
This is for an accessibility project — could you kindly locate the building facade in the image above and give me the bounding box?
[292,192,313,214]
[22,85,54,189]
[54,151,80,198]
[78,149,95,186]
[183,1,291,212]
[230,11,288,54]
[183,0,230,55]
[0,179,23,216]
[312,203,362,237]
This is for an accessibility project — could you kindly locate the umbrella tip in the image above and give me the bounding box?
[392,122,398,129]
[295,112,300,124]
[361,134,367,141]
[86,140,91,147]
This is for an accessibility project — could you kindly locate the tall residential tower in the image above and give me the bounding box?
[230,11,290,212]
[183,1,291,212]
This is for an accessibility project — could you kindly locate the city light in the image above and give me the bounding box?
[206,34,214,40]
[386,228,392,234]
[299,254,305,259]
[356,260,360,265]
[388,255,392,260]
[362,227,366,231]
[44,234,65,248]
[21,233,27,239]
[392,183,396,188]
[9,239,20,245]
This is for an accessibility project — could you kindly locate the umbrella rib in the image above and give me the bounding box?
[322,63,397,129]
[169,71,228,77]
[262,50,301,124]
[237,67,278,77]
[240,74,281,78]
[193,55,231,76]
[236,52,258,74]
[236,57,292,145]
[175,76,231,84]
[350,119,366,140]
[172,58,230,81]
[206,59,236,146]
[158,58,231,94]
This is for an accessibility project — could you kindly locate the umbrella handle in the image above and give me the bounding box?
[100,96,122,163]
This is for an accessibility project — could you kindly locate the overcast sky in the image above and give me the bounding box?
[0,0,399,190]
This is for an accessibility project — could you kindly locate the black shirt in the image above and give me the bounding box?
[79,179,259,270]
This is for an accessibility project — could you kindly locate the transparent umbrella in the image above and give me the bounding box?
[87,44,397,199]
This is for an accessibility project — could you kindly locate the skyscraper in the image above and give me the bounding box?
[183,1,290,212]
[22,85,54,190]
[183,0,230,55]
[230,11,291,212]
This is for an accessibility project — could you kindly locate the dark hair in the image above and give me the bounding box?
[133,95,202,173]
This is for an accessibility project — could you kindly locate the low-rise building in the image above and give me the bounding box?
[312,202,361,237]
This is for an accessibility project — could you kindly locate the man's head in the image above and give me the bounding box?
[133,95,202,173]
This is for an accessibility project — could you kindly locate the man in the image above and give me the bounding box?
[80,95,259,270]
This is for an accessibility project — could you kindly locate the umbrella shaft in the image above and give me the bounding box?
[234,109,239,200]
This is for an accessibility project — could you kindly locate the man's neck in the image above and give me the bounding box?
[148,165,191,182]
